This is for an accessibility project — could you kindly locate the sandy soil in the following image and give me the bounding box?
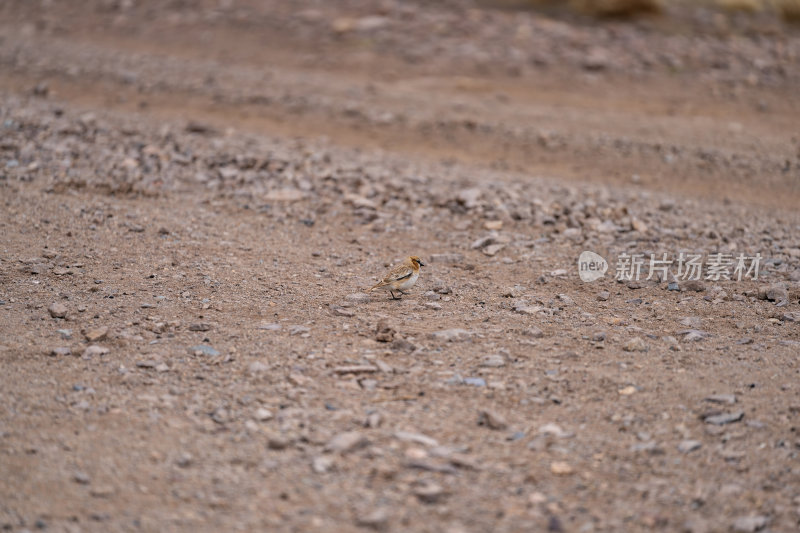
[1,1,799,532]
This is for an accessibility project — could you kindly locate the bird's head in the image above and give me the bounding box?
[409,256,425,268]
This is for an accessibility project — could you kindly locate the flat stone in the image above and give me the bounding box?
[89,485,116,498]
[375,319,395,342]
[325,431,368,454]
[50,347,71,357]
[188,323,211,332]
[538,423,570,438]
[471,235,495,249]
[482,243,506,256]
[731,516,769,533]
[623,337,648,352]
[344,193,376,209]
[48,302,67,318]
[705,394,736,404]
[501,286,525,298]
[781,312,799,322]
[514,304,542,315]
[480,354,506,368]
[523,326,544,338]
[254,407,273,421]
[630,441,664,454]
[354,15,389,32]
[413,482,445,503]
[582,46,609,70]
[394,431,439,448]
[557,294,574,306]
[333,365,378,375]
[189,345,220,357]
[287,373,313,386]
[267,434,292,450]
[264,188,305,202]
[345,293,372,304]
[374,360,393,373]
[705,411,744,426]
[431,328,472,342]
[355,508,389,531]
[84,326,108,342]
[484,220,503,230]
[312,455,334,474]
[175,452,193,468]
[591,331,606,342]
[364,412,382,428]
[413,290,437,303]
[73,471,91,484]
[248,361,270,373]
[761,283,788,302]
[550,461,574,475]
[682,280,705,292]
[679,317,703,328]
[82,345,109,359]
[289,325,310,336]
[457,188,483,208]
[478,409,508,430]
[680,330,708,342]
[678,440,702,453]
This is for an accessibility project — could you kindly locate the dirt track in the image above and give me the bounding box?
[1,1,800,532]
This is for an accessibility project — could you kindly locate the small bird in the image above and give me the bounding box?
[369,256,425,300]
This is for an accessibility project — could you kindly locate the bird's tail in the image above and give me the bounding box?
[368,281,386,292]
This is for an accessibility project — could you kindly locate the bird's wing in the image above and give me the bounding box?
[383,265,414,283]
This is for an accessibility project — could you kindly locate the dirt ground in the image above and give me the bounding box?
[1,1,799,532]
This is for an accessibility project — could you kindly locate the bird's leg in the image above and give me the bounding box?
[389,291,401,300]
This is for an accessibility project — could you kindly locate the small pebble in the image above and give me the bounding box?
[82,345,109,359]
[704,411,744,426]
[355,508,389,530]
[48,302,67,318]
[413,482,445,504]
[73,471,90,484]
[189,345,219,357]
[254,408,273,421]
[84,326,109,342]
[678,440,702,453]
[550,461,574,475]
[623,337,648,352]
[478,409,508,430]
[731,515,769,533]
[324,431,368,453]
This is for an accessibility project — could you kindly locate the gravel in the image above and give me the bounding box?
[1,2,799,531]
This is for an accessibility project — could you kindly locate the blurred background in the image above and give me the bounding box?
[1,0,798,204]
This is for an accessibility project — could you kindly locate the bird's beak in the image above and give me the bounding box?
[418,260,425,267]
